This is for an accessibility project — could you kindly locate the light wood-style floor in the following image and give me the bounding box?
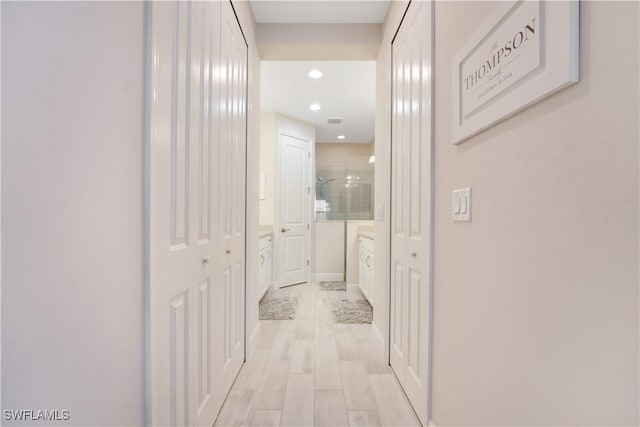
[214,282,420,427]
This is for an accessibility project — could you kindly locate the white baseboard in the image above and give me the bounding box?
[428,421,436,427]
[371,320,384,344]
[314,273,344,282]
[248,322,261,356]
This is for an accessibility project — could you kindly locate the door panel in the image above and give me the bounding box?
[214,2,247,406]
[390,261,405,370]
[390,3,409,382]
[390,1,434,425]
[170,291,189,427]
[216,0,247,412]
[149,1,247,425]
[278,133,310,287]
[197,279,212,414]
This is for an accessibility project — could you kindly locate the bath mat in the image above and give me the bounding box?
[259,296,299,320]
[331,299,373,324]
[319,281,347,291]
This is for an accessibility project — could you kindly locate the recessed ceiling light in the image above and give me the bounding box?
[337,135,346,140]
[308,69,323,79]
[309,103,321,111]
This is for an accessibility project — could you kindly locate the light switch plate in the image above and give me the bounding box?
[453,188,472,221]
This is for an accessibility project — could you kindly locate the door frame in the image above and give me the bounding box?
[275,129,313,289]
[386,0,435,425]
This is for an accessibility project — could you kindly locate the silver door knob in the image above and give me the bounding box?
[202,256,210,265]
[281,227,290,233]
[410,252,417,258]
[226,249,231,255]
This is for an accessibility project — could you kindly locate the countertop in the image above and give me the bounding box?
[259,225,273,239]
[359,231,375,240]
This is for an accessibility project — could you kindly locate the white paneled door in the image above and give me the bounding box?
[390,1,434,425]
[148,1,247,426]
[216,0,248,414]
[278,133,311,287]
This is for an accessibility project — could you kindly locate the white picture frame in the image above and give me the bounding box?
[452,0,579,144]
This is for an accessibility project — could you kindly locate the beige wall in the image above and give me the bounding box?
[257,23,382,60]
[376,1,639,425]
[374,2,639,426]
[312,220,374,284]
[2,2,146,424]
[316,142,373,167]
[429,2,639,424]
[313,221,345,280]
[259,111,277,226]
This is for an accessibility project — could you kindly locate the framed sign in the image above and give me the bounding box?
[452,0,579,144]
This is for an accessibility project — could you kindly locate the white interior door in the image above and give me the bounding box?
[390,1,434,425]
[215,0,248,411]
[148,1,247,425]
[278,132,310,287]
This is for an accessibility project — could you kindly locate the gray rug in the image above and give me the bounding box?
[259,297,299,320]
[319,281,347,291]
[331,299,373,324]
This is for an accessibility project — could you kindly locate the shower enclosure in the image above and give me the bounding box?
[315,155,374,284]
[315,156,374,221]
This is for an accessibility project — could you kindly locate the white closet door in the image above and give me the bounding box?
[390,1,434,425]
[148,1,247,425]
[149,2,218,425]
[215,0,248,413]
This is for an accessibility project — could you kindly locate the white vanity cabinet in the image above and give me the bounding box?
[358,235,374,306]
[259,234,273,299]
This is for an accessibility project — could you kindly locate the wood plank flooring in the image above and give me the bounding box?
[214,282,420,427]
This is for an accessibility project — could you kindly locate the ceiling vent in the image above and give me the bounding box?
[327,117,343,125]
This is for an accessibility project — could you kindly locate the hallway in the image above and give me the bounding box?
[214,283,419,427]
[2,1,639,426]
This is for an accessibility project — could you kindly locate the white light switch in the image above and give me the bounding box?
[453,188,472,221]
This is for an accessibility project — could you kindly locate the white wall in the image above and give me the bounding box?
[1,2,145,425]
[429,2,639,424]
[232,0,262,354]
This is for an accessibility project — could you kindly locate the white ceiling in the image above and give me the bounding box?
[261,61,376,143]
[250,1,390,24]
